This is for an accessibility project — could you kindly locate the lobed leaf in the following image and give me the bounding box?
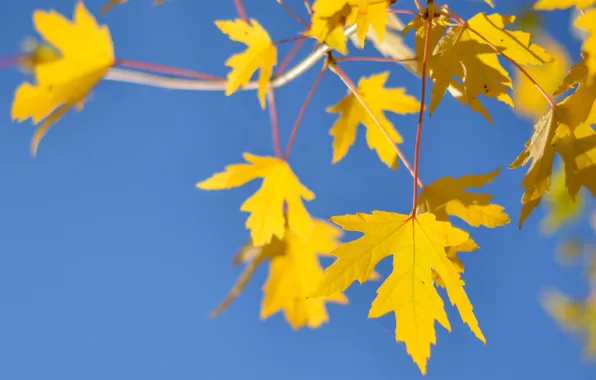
[197,153,314,246]
[327,72,419,169]
[11,1,115,156]
[211,219,349,329]
[215,18,277,109]
[312,212,485,374]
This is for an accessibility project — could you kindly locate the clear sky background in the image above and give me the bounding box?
[0,0,594,379]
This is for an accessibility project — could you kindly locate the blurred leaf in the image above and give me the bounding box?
[590,254,596,283]
[556,236,585,264]
[515,9,543,32]
[540,163,584,235]
[513,33,571,119]
[542,289,596,357]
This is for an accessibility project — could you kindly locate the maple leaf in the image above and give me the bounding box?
[307,0,390,54]
[423,13,552,122]
[543,290,596,357]
[327,72,419,169]
[197,153,314,246]
[417,167,510,228]
[11,1,115,156]
[484,0,496,6]
[533,0,596,10]
[416,168,509,287]
[509,66,596,227]
[312,211,485,374]
[513,34,571,119]
[351,0,391,47]
[101,0,166,14]
[575,9,596,85]
[215,19,277,109]
[307,0,353,55]
[402,12,447,73]
[210,219,349,329]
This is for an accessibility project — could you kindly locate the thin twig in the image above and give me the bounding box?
[413,0,423,11]
[275,39,306,76]
[0,56,19,69]
[104,25,358,92]
[277,0,310,28]
[267,90,283,158]
[304,0,313,16]
[114,59,223,81]
[284,64,328,160]
[329,63,423,188]
[233,0,249,22]
[411,17,432,214]
[273,35,308,46]
[334,56,417,63]
[388,9,421,15]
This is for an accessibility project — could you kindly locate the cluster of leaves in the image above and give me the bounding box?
[542,203,596,356]
[5,0,596,375]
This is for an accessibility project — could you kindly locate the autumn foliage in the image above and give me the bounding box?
[5,0,596,375]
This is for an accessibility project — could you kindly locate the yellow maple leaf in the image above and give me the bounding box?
[510,73,596,227]
[11,1,115,156]
[351,0,391,47]
[308,0,390,54]
[543,290,596,357]
[427,13,552,123]
[575,9,596,85]
[402,13,447,74]
[197,153,314,246]
[327,72,419,169]
[312,211,485,374]
[215,19,277,109]
[308,0,353,55]
[484,0,496,6]
[513,34,571,119]
[101,0,166,14]
[210,219,349,329]
[534,0,596,10]
[417,168,510,228]
[417,168,509,288]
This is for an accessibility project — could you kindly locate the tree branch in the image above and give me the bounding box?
[103,25,357,92]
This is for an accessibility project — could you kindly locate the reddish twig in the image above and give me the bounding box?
[275,38,307,76]
[334,56,418,63]
[267,90,283,158]
[284,64,328,160]
[277,0,310,28]
[413,0,423,11]
[304,0,313,16]
[0,56,19,69]
[388,9,422,16]
[273,35,308,46]
[233,0,249,22]
[114,59,223,81]
[411,17,432,215]
[329,63,423,188]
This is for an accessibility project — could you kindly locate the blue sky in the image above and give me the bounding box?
[0,0,594,379]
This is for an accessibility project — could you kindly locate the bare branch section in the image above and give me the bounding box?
[105,25,357,92]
